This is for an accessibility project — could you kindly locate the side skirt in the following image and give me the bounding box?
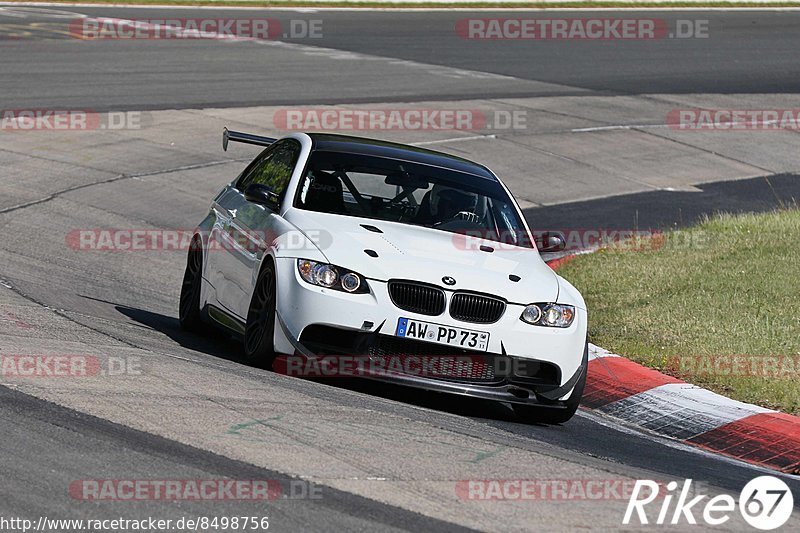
[204,304,246,339]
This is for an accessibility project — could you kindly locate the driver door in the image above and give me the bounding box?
[212,139,301,319]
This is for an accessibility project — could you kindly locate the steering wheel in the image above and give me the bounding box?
[453,211,481,224]
[433,211,481,228]
[386,199,413,219]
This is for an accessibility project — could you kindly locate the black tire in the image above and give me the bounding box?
[178,238,204,332]
[243,261,277,369]
[512,341,588,425]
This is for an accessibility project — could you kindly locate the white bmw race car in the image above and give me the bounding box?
[179,129,588,423]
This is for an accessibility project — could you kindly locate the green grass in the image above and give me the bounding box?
[558,208,800,414]
[9,1,800,8]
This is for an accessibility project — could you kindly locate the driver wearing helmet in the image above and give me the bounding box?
[416,184,479,225]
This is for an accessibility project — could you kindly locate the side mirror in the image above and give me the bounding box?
[244,183,280,212]
[536,231,566,253]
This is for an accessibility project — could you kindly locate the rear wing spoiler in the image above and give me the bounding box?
[222,127,277,151]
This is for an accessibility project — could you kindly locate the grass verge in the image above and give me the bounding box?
[558,208,800,414]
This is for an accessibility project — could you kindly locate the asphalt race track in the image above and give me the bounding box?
[1,5,799,531]
[4,7,800,110]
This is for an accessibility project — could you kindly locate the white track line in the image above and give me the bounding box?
[0,0,800,13]
[572,118,795,133]
[5,2,800,11]
[410,134,496,146]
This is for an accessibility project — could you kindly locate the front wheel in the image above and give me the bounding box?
[243,261,277,369]
[179,238,204,332]
[512,342,588,424]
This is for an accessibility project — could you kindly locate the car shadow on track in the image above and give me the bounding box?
[108,301,544,426]
[525,172,800,231]
[110,303,248,365]
[318,377,525,423]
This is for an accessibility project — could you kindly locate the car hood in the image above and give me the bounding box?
[284,209,559,303]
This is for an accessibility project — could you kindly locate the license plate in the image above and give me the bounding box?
[395,318,489,351]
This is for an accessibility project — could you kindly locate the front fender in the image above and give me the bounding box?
[556,275,587,312]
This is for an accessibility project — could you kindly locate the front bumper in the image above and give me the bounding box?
[273,257,587,406]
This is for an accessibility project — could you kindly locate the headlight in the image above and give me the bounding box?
[297,259,369,294]
[312,263,337,287]
[341,272,361,292]
[520,303,575,328]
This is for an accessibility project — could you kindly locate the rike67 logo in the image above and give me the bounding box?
[624,476,794,530]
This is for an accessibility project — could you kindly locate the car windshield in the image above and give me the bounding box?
[294,150,533,248]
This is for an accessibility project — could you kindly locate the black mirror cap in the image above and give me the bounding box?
[244,183,280,211]
[536,231,567,253]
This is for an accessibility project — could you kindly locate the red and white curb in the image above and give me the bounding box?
[583,344,800,474]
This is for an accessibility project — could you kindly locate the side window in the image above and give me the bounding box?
[238,139,301,200]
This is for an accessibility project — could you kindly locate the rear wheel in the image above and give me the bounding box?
[179,238,204,332]
[243,261,277,369]
[513,342,588,424]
